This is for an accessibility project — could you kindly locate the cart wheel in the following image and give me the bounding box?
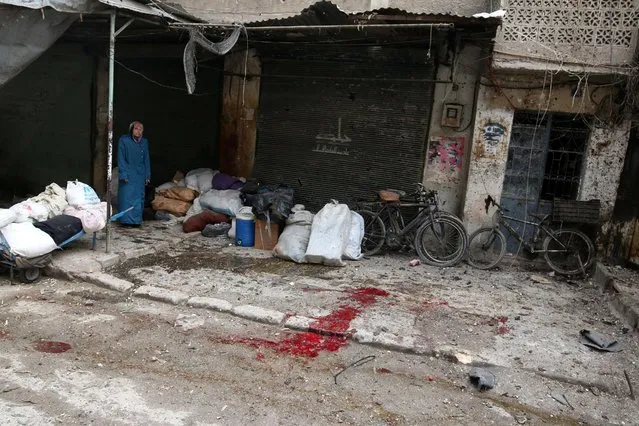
[19,268,40,283]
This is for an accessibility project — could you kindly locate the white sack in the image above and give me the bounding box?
[0,209,16,228]
[10,201,48,223]
[28,182,68,219]
[273,209,314,263]
[185,197,203,219]
[1,222,58,258]
[199,189,242,217]
[64,202,107,233]
[304,202,351,267]
[185,168,218,194]
[228,218,236,239]
[66,180,100,206]
[343,211,365,260]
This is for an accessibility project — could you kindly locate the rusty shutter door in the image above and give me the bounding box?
[254,53,435,211]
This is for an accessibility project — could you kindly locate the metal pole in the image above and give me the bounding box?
[105,9,116,253]
[170,22,454,30]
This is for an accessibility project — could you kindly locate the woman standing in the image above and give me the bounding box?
[117,121,151,227]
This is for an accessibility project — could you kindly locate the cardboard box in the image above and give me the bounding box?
[254,219,280,250]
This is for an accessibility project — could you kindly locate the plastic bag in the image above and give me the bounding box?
[304,201,351,267]
[273,209,313,263]
[1,222,58,258]
[185,168,218,193]
[0,208,17,228]
[199,189,243,217]
[66,180,100,206]
[185,197,203,219]
[64,202,107,233]
[29,183,68,219]
[155,181,177,193]
[343,211,365,260]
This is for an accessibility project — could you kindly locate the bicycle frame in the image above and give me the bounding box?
[496,212,572,255]
[372,202,438,244]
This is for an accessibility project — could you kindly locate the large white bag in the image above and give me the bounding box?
[343,211,365,260]
[185,168,218,194]
[0,209,16,228]
[199,189,242,217]
[66,180,100,206]
[10,201,48,223]
[64,202,107,233]
[185,197,203,219]
[304,201,352,267]
[1,222,58,258]
[273,209,314,263]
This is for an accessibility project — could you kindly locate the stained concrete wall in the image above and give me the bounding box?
[0,43,92,200]
[423,43,483,215]
[462,73,626,233]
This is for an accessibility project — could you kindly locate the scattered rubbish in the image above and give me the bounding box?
[201,222,232,238]
[409,259,421,267]
[550,394,574,410]
[84,300,95,306]
[579,329,621,352]
[35,341,72,353]
[333,355,375,384]
[515,414,528,424]
[469,367,496,391]
[530,275,551,284]
[455,352,473,364]
[174,314,205,331]
[624,370,635,401]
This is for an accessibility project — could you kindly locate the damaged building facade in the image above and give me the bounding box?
[1,0,638,265]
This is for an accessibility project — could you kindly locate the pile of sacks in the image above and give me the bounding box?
[0,180,106,260]
[273,201,364,267]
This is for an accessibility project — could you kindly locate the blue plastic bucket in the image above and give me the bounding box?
[235,207,255,247]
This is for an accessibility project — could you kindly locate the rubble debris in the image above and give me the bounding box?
[174,314,205,331]
[469,367,496,391]
[579,329,621,352]
[333,355,375,385]
[409,259,421,267]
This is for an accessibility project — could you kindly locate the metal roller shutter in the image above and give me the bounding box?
[254,49,435,211]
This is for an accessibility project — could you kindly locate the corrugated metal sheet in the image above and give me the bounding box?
[253,46,435,211]
[156,0,497,25]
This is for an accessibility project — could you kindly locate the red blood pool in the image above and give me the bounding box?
[347,288,390,306]
[376,368,392,374]
[256,353,265,361]
[497,326,510,334]
[311,305,360,334]
[35,341,72,353]
[497,316,508,323]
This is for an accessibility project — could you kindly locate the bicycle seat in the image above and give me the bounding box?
[378,189,405,202]
[529,212,550,221]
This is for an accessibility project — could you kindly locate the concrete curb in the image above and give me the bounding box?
[595,262,639,331]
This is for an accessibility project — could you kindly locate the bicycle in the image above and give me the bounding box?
[355,184,468,267]
[467,195,595,276]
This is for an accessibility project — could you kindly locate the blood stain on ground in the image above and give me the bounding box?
[376,368,392,374]
[217,287,390,358]
[483,316,509,326]
[497,326,511,334]
[0,330,10,339]
[35,341,72,353]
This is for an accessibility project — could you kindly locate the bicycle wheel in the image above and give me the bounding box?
[543,229,595,276]
[467,227,506,270]
[414,216,467,267]
[356,210,386,256]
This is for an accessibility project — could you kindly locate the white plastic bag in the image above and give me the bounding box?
[66,180,100,206]
[0,209,16,228]
[185,168,218,194]
[304,201,352,267]
[199,189,243,217]
[273,209,314,263]
[1,222,58,258]
[185,197,203,219]
[64,202,107,233]
[343,211,365,260]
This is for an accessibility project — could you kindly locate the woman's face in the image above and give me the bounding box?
[132,122,144,139]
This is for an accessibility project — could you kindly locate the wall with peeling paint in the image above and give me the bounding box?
[579,122,631,221]
[423,43,483,215]
[461,73,627,235]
